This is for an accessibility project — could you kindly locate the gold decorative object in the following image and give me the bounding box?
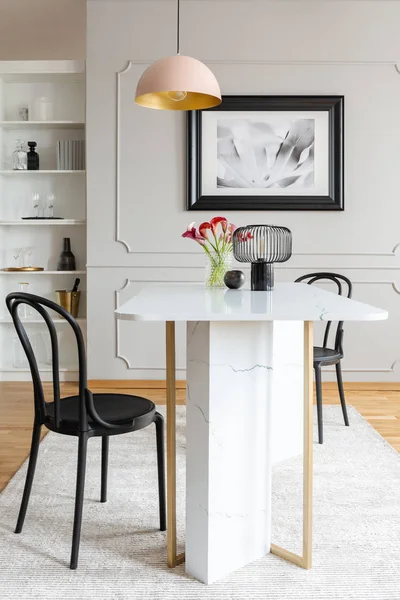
[55,290,81,318]
[2,267,44,272]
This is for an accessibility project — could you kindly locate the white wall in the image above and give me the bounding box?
[0,0,85,60]
[86,0,400,382]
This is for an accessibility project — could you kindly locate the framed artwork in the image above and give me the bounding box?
[187,95,344,211]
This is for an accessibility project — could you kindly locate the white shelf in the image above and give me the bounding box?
[0,270,86,275]
[0,170,85,175]
[0,60,85,81]
[0,60,87,382]
[0,121,85,129]
[0,220,86,226]
[0,318,86,324]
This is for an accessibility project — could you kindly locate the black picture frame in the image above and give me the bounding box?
[187,95,344,211]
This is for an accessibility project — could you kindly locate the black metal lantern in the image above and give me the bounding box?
[233,225,292,290]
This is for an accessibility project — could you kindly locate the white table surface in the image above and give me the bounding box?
[115,282,388,322]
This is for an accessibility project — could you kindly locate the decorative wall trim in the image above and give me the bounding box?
[92,265,400,271]
[326,360,400,374]
[87,379,400,393]
[119,59,400,69]
[100,268,400,296]
[88,379,187,389]
[93,0,400,5]
[90,263,400,271]
[115,58,400,254]
[89,244,400,258]
[115,278,131,367]
[115,61,133,253]
[114,278,189,370]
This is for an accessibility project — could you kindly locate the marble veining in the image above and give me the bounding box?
[187,358,273,373]
[194,403,210,425]
[197,503,268,520]
[229,363,273,373]
[187,320,200,346]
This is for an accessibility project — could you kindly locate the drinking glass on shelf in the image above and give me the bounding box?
[18,282,31,319]
[13,336,29,368]
[32,192,40,218]
[14,247,33,268]
[23,247,33,267]
[47,193,55,218]
[13,248,23,268]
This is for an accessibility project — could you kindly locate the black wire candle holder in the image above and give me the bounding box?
[233,225,292,291]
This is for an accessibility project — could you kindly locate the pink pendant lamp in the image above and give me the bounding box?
[135,0,221,111]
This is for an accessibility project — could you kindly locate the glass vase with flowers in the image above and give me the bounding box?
[182,216,237,287]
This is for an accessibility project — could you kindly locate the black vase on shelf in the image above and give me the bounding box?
[57,237,76,271]
[27,141,39,170]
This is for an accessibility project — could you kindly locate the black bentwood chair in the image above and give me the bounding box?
[6,292,166,570]
[295,273,352,444]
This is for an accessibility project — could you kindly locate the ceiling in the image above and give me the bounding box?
[0,0,396,61]
[0,0,86,60]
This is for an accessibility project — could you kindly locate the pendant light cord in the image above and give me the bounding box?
[177,0,180,55]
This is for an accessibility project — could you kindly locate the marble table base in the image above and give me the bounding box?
[183,320,310,584]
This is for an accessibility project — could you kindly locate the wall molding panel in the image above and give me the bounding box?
[115,60,400,255]
[114,278,189,371]
[115,61,133,253]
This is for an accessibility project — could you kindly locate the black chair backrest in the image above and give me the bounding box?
[295,272,352,354]
[5,292,88,430]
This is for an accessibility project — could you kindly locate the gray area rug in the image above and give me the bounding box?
[0,406,399,599]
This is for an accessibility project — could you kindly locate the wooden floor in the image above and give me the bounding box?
[0,381,399,493]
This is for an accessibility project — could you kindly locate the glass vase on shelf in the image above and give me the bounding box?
[34,96,53,121]
[12,139,27,170]
[205,250,232,288]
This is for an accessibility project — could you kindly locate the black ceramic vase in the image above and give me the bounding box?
[57,237,76,271]
[224,270,245,290]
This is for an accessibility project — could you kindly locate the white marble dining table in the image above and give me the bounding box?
[115,282,387,585]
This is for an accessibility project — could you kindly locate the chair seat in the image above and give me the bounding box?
[46,393,156,436]
[314,346,343,366]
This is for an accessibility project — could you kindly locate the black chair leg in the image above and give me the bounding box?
[70,432,88,570]
[315,366,324,444]
[154,412,166,531]
[15,423,41,534]
[101,436,109,503]
[336,361,350,427]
